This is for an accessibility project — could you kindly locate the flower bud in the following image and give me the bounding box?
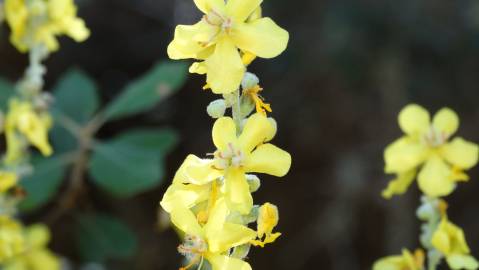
[241,72,259,90]
[246,174,261,193]
[206,99,226,118]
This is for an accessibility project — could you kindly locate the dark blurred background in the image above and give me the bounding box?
[2,0,479,269]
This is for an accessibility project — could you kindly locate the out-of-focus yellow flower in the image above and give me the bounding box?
[0,171,18,193]
[3,224,60,270]
[373,249,425,270]
[250,202,281,248]
[4,0,90,52]
[167,0,289,94]
[383,104,478,198]
[171,198,255,270]
[0,216,24,263]
[431,217,479,270]
[181,113,291,214]
[4,99,52,165]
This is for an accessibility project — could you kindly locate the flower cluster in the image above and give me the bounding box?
[160,0,291,269]
[0,0,89,268]
[375,104,479,270]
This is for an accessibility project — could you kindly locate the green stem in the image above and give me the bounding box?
[231,89,242,130]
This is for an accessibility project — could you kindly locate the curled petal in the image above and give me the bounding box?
[433,108,459,137]
[205,36,245,94]
[239,113,275,153]
[441,138,479,170]
[398,104,430,136]
[212,117,238,150]
[245,143,291,177]
[160,183,210,213]
[208,223,256,253]
[418,155,455,197]
[231,18,289,59]
[381,170,416,199]
[170,203,203,237]
[173,155,222,185]
[167,21,218,60]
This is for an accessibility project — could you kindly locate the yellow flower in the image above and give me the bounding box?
[383,104,478,198]
[167,0,289,94]
[250,203,281,248]
[171,198,256,270]
[184,113,291,214]
[5,0,89,52]
[373,249,424,270]
[3,224,60,270]
[160,154,221,214]
[431,217,479,270]
[0,216,24,263]
[0,171,18,193]
[4,99,52,165]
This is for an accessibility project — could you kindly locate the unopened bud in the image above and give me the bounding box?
[207,99,226,118]
[246,174,261,193]
[241,72,259,90]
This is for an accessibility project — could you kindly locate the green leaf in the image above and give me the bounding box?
[19,155,67,212]
[104,61,188,120]
[0,78,15,111]
[111,128,179,157]
[89,128,179,197]
[52,68,100,124]
[75,213,137,263]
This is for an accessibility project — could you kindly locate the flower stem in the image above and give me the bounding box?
[231,89,242,130]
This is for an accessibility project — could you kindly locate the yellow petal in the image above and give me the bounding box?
[194,0,226,14]
[226,0,262,22]
[208,223,256,253]
[167,21,218,60]
[245,143,291,177]
[160,183,211,213]
[398,104,430,136]
[432,108,459,137]
[207,254,252,270]
[224,169,253,214]
[205,36,245,94]
[384,137,428,174]
[441,138,479,170]
[238,113,274,153]
[170,203,203,237]
[381,170,416,199]
[418,155,455,197]
[204,198,228,237]
[231,18,289,58]
[25,224,50,248]
[212,117,238,150]
[65,18,90,42]
[257,203,279,238]
[189,62,207,75]
[447,255,479,270]
[173,155,222,185]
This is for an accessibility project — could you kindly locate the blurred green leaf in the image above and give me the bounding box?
[0,78,15,111]
[75,213,137,263]
[52,68,100,124]
[19,155,67,212]
[89,129,178,197]
[50,69,99,153]
[104,61,188,121]
[111,128,179,156]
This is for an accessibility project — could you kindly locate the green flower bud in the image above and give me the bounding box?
[241,72,259,90]
[246,174,261,192]
[206,99,226,118]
